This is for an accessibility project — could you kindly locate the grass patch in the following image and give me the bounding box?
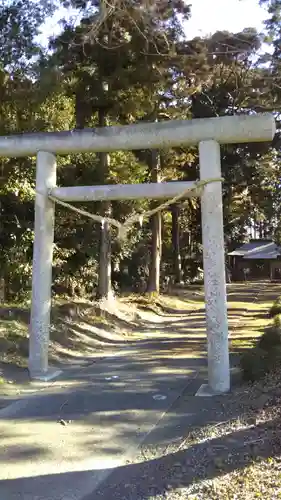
[136,363,281,500]
[0,317,29,367]
[0,300,113,368]
[240,293,281,382]
[123,291,203,315]
[230,338,255,350]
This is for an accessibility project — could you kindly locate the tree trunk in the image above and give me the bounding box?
[98,219,111,298]
[97,109,112,299]
[75,84,112,299]
[171,204,182,284]
[259,221,262,239]
[148,211,162,293]
[0,199,4,303]
[147,150,162,294]
[96,1,112,300]
[0,277,5,303]
[253,212,257,239]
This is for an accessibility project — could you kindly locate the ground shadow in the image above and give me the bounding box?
[0,383,279,500]
[0,282,280,497]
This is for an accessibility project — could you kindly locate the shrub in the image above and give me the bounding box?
[269,297,281,318]
[240,296,281,382]
[240,347,270,382]
[258,326,281,351]
[267,344,281,369]
[273,314,281,328]
[240,326,281,382]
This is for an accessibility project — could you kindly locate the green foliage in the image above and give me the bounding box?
[258,325,281,350]
[0,0,54,68]
[0,0,280,298]
[273,313,281,328]
[240,336,281,382]
[241,307,281,382]
[240,347,270,382]
[269,297,281,317]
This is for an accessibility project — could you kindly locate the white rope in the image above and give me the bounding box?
[46,177,223,241]
[48,193,124,232]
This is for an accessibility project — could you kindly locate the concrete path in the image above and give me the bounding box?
[0,335,205,500]
[0,282,277,500]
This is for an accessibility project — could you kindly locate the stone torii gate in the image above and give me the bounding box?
[0,114,275,393]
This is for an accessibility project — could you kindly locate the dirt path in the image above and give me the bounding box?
[89,282,281,500]
[0,282,280,499]
[0,282,279,402]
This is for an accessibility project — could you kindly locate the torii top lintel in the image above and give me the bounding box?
[0,114,275,158]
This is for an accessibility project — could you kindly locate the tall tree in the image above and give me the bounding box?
[171,204,182,284]
[0,0,57,299]
[51,0,192,295]
[96,0,112,299]
[147,149,162,293]
[0,0,54,68]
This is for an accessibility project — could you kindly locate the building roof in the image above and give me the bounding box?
[228,240,281,260]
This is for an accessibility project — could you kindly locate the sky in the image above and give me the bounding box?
[37,0,269,46]
[186,0,268,38]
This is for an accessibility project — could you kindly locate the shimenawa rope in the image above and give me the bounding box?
[45,177,223,241]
